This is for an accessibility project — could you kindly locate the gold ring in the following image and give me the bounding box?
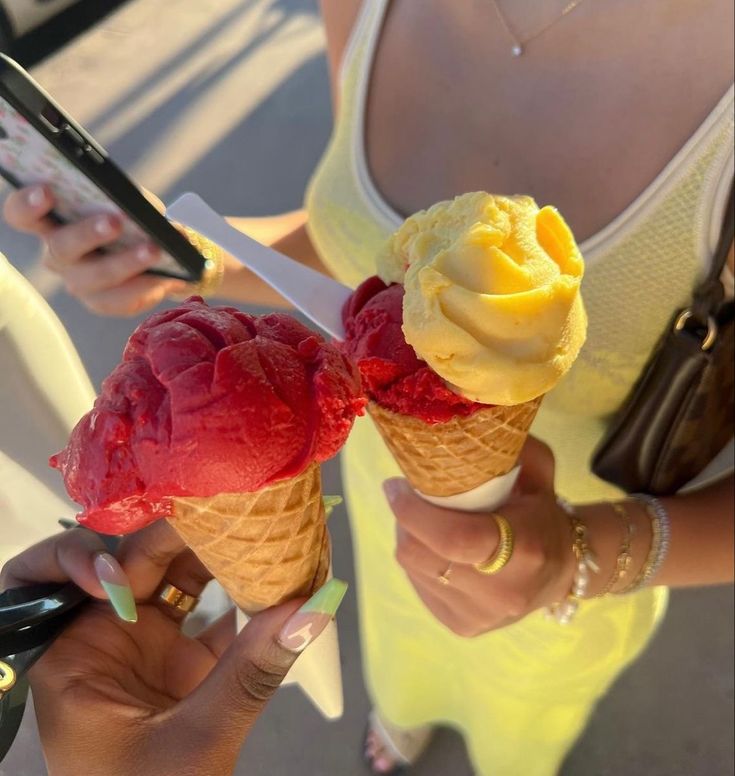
[157,582,200,615]
[437,563,453,586]
[474,514,514,575]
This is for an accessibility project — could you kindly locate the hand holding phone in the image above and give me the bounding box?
[3,183,189,316]
[0,54,207,315]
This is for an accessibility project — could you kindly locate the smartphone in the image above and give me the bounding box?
[0,54,204,282]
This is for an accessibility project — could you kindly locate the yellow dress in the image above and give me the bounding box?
[305,2,735,772]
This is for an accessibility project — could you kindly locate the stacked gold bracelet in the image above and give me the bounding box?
[180,227,226,298]
[594,502,634,597]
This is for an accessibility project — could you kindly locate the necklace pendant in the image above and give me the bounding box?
[511,44,523,57]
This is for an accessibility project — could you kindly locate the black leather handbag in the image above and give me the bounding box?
[592,185,734,495]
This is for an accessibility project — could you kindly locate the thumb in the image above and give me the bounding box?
[516,435,556,494]
[156,579,347,771]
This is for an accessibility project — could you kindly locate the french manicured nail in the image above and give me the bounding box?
[278,579,348,653]
[27,186,47,208]
[93,553,137,623]
[382,478,407,504]
[95,215,116,237]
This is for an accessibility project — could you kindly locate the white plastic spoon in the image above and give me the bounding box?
[167,193,351,340]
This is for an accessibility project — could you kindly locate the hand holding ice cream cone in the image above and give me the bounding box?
[385,437,578,638]
[50,296,365,716]
[1,521,347,776]
[51,297,364,614]
[341,192,588,634]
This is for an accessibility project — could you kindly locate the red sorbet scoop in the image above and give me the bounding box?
[341,277,484,423]
[51,297,365,534]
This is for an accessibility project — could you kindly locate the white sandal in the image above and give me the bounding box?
[363,710,434,774]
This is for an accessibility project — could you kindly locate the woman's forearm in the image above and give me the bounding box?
[216,210,332,307]
[657,474,734,586]
[579,474,734,595]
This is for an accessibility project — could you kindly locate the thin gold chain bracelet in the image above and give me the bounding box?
[594,502,634,597]
[180,227,225,297]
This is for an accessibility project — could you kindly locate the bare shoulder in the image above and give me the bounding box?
[319,0,364,94]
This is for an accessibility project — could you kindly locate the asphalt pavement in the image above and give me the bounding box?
[0,1,733,774]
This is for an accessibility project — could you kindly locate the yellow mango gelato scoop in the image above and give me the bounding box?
[377,192,587,405]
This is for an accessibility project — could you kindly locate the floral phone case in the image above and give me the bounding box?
[0,55,203,281]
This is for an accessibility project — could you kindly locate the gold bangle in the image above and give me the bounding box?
[594,502,634,597]
[474,514,514,575]
[181,227,225,298]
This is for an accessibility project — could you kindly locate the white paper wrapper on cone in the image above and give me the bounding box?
[415,466,521,513]
[235,562,344,720]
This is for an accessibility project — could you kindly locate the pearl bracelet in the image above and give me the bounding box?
[547,499,599,625]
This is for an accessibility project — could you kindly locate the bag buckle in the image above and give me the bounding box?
[0,663,15,700]
[674,309,718,351]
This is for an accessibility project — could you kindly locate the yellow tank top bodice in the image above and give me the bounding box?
[306,0,734,502]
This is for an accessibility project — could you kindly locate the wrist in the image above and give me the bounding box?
[216,253,294,308]
[614,495,671,593]
[169,227,226,299]
[546,500,600,624]
[572,503,614,597]
[574,500,650,597]
[188,229,226,297]
[576,501,646,598]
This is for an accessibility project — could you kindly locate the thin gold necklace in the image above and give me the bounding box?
[490,0,587,57]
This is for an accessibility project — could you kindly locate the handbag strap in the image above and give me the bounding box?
[691,181,734,321]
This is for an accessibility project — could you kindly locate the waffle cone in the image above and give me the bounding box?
[369,396,543,497]
[167,462,330,613]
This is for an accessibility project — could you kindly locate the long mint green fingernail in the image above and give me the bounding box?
[94,553,138,623]
[278,579,348,653]
[322,495,343,519]
[300,578,348,616]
